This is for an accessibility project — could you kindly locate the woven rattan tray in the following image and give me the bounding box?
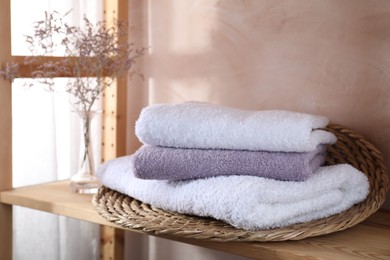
[93,124,389,241]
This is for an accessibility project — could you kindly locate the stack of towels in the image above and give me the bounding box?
[97,102,370,230]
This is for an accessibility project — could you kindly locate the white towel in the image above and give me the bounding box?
[96,156,369,230]
[135,103,337,152]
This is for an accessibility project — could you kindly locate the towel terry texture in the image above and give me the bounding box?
[97,155,369,230]
[135,103,337,152]
[133,144,327,181]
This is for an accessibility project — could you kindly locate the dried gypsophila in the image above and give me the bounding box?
[0,62,19,82]
[1,10,144,112]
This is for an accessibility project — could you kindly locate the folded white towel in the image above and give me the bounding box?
[135,103,337,152]
[96,156,369,230]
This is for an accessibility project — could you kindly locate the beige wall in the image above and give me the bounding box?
[126,1,390,259]
[129,0,390,208]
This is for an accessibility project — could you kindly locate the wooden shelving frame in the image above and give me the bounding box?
[0,0,128,259]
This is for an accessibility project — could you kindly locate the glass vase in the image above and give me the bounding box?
[70,110,101,194]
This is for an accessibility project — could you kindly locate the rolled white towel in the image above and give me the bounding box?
[135,102,337,152]
[96,155,369,230]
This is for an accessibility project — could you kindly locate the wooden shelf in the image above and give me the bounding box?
[1,181,389,259]
[0,181,120,227]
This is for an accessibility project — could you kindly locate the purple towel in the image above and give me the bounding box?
[133,145,327,181]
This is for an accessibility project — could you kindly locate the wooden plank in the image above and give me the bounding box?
[0,0,13,259]
[0,204,12,260]
[10,56,117,78]
[100,226,125,260]
[154,212,390,259]
[102,0,129,159]
[0,181,121,228]
[102,82,118,162]
[100,0,128,259]
[0,182,389,259]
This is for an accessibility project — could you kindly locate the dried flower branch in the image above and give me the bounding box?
[0,62,19,82]
[1,11,144,112]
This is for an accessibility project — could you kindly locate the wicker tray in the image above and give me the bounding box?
[93,124,389,241]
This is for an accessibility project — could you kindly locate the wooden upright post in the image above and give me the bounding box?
[100,0,128,259]
[0,0,13,259]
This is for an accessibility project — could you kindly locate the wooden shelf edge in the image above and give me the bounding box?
[1,181,389,259]
[0,181,118,228]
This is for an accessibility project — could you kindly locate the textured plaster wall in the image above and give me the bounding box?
[130,0,390,208]
[126,1,390,259]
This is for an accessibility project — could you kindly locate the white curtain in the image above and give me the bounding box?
[11,1,102,259]
[12,82,101,260]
